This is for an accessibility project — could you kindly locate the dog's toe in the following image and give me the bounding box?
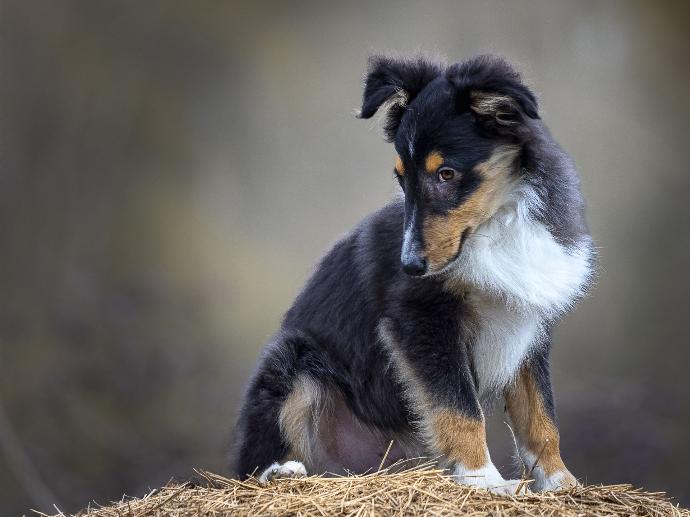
[259,460,307,483]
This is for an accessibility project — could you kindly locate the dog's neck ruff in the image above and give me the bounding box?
[446,181,592,319]
[444,181,593,395]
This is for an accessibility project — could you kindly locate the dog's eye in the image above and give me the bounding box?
[438,167,457,182]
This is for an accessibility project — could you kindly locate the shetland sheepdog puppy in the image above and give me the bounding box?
[231,55,593,494]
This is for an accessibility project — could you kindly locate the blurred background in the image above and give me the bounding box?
[0,0,688,514]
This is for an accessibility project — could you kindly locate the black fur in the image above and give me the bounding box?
[230,55,591,479]
[358,55,444,140]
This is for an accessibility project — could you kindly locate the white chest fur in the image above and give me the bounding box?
[466,290,543,396]
[445,184,592,395]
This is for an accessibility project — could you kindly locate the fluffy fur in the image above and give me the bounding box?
[230,54,594,495]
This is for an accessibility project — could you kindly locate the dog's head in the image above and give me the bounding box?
[359,55,539,276]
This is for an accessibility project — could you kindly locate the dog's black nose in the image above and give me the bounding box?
[401,256,427,276]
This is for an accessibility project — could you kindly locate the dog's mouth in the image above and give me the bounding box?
[444,226,473,269]
[424,227,473,277]
[457,227,472,256]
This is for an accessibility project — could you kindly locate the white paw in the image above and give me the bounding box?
[258,460,307,484]
[485,478,528,496]
[520,450,578,491]
[530,468,579,492]
[453,462,527,496]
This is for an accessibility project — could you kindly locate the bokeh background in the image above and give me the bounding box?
[1,0,688,514]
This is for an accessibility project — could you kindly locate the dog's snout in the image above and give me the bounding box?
[401,203,427,276]
[401,254,427,276]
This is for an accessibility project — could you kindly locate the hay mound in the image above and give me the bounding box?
[46,468,688,517]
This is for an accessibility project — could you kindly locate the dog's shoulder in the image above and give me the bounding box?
[282,199,409,336]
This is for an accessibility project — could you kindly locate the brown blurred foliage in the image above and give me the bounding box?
[0,1,688,514]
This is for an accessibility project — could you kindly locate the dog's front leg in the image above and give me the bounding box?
[379,317,521,495]
[504,349,578,491]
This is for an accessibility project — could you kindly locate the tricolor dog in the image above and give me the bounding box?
[231,55,594,494]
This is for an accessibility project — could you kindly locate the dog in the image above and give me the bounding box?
[230,54,594,494]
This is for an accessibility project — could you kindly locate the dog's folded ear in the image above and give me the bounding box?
[358,55,442,141]
[447,55,539,141]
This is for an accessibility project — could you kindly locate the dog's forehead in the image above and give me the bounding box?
[395,79,453,161]
[394,83,491,169]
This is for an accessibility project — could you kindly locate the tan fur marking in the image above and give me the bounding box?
[379,324,489,470]
[505,367,565,475]
[431,410,488,470]
[423,146,519,270]
[394,155,405,176]
[278,375,325,466]
[470,91,517,119]
[424,151,444,174]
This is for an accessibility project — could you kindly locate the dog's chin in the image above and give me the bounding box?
[428,255,461,277]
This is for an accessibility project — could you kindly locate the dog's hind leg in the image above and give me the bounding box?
[230,331,333,481]
[255,374,329,483]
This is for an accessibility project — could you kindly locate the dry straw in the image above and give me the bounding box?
[41,464,689,517]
